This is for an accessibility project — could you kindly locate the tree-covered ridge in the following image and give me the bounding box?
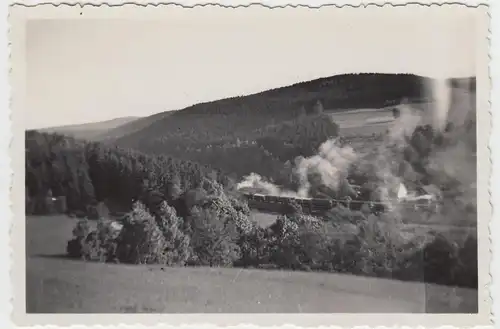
[139,113,340,181]
[115,73,429,150]
[25,130,230,215]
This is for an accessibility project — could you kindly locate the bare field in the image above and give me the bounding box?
[326,107,395,137]
[25,215,477,313]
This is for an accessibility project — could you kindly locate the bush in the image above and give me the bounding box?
[72,218,91,238]
[67,201,195,266]
[92,219,122,262]
[422,233,461,286]
[265,213,335,271]
[188,205,241,266]
[233,204,477,288]
[237,226,274,268]
[62,184,477,288]
[66,237,84,258]
[155,201,191,266]
[67,217,120,262]
[456,235,478,288]
[81,231,105,261]
[115,202,169,264]
[67,218,89,259]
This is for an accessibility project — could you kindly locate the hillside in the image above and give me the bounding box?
[127,114,341,182]
[39,116,139,141]
[97,111,174,142]
[116,74,428,150]
[112,73,431,177]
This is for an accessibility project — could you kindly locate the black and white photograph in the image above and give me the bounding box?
[10,2,491,326]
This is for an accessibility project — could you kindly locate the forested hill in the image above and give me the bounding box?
[107,74,430,179]
[25,130,231,215]
[114,73,430,150]
[97,111,174,142]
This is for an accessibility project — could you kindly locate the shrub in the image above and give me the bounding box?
[218,194,254,235]
[92,219,122,263]
[188,205,241,267]
[67,217,121,262]
[66,237,84,258]
[67,218,89,259]
[422,233,461,286]
[81,231,104,261]
[67,200,195,266]
[115,201,169,264]
[72,217,91,238]
[155,201,191,266]
[266,213,335,271]
[237,226,274,268]
[455,234,478,288]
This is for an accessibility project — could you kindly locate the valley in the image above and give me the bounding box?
[25,73,479,314]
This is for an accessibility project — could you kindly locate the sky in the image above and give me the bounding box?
[25,6,480,129]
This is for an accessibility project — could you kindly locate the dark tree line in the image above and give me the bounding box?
[25,130,231,215]
[114,113,340,188]
[115,74,429,153]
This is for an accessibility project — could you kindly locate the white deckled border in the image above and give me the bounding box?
[4,1,496,329]
[5,0,492,8]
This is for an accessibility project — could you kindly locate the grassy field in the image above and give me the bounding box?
[326,107,395,137]
[26,215,478,313]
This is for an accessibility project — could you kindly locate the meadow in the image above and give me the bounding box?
[326,107,395,137]
[26,215,478,313]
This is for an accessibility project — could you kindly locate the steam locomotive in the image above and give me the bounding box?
[242,192,437,215]
[243,192,383,214]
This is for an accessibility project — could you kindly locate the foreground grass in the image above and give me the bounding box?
[26,215,478,313]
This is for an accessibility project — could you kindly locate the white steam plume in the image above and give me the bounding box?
[295,139,358,198]
[237,172,299,197]
[427,78,477,208]
[387,105,423,147]
[236,76,477,216]
[237,140,358,199]
[429,78,452,132]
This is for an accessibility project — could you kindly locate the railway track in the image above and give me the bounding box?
[242,192,438,215]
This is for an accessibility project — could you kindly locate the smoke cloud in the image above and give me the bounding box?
[295,139,358,198]
[387,104,423,148]
[236,172,299,197]
[426,78,477,208]
[237,76,477,217]
[429,78,452,132]
[237,141,357,199]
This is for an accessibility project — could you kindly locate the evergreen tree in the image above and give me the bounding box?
[313,100,324,114]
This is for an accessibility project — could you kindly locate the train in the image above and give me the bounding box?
[242,192,438,215]
[243,192,380,215]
